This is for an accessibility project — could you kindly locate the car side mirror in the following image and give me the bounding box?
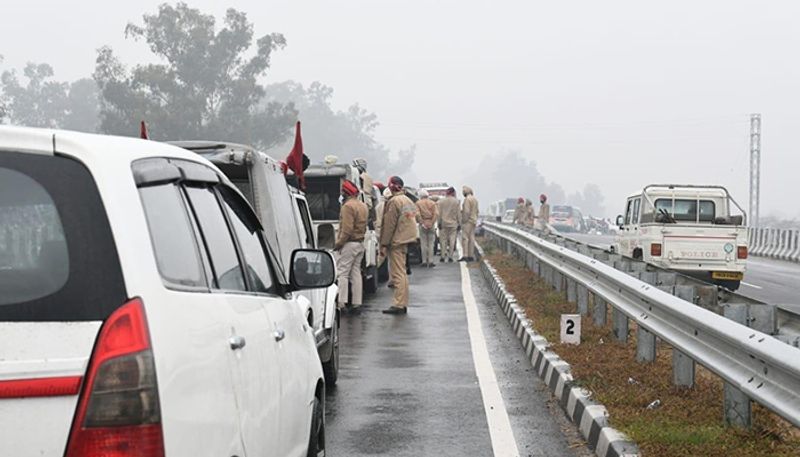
[290,249,335,291]
[615,215,624,227]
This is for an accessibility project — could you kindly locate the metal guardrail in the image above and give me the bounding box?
[749,227,800,262]
[503,221,800,347]
[484,221,800,428]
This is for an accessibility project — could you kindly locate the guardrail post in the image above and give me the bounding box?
[629,262,647,274]
[672,350,695,388]
[722,304,753,428]
[593,295,607,326]
[656,271,678,287]
[638,271,657,285]
[672,286,698,387]
[612,309,628,342]
[577,285,589,316]
[553,271,564,294]
[636,326,657,363]
[566,278,577,303]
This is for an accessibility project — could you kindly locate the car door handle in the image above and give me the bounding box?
[229,335,246,350]
[273,329,286,342]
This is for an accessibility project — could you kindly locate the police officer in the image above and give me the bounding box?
[437,187,461,263]
[459,186,479,262]
[513,197,525,224]
[380,176,417,314]
[334,180,368,313]
[415,189,439,267]
[536,193,550,232]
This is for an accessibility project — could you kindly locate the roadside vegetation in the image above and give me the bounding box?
[481,241,799,457]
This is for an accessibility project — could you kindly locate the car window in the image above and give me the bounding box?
[625,199,634,225]
[0,168,69,305]
[139,184,207,288]
[632,198,641,225]
[296,198,316,248]
[1,152,125,321]
[218,188,275,293]
[185,186,247,292]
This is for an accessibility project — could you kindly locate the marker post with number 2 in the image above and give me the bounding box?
[560,314,581,345]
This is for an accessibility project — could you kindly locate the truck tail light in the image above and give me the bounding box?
[651,243,662,257]
[737,246,748,259]
[65,298,164,457]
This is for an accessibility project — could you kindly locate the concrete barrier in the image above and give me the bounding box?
[749,227,800,263]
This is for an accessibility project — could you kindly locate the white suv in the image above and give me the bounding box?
[169,141,341,385]
[0,127,333,457]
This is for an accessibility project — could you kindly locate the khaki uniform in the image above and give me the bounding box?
[380,192,417,307]
[335,197,368,308]
[537,203,551,231]
[416,198,438,265]
[524,202,535,226]
[513,203,525,224]
[437,195,461,261]
[461,188,479,259]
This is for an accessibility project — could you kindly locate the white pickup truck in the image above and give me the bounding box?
[613,184,749,290]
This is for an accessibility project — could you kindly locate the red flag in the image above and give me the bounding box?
[140,121,149,140]
[285,121,305,189]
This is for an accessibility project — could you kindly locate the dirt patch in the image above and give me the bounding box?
[484,247,800,457]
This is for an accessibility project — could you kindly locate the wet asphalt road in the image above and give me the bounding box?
[325,260,590,457]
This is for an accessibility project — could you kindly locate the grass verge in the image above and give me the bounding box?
[482,242,800,457]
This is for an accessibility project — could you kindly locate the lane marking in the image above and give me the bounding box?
[459,261,521,457]
[741,281,763,290]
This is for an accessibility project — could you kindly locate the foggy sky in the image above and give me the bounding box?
[2,0,798,217]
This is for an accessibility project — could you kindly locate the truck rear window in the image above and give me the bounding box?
[655,199,716,223]
[0,152,125,321]
[303,177,341,221]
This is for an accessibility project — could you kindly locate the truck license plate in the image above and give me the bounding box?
[712,271,744,281]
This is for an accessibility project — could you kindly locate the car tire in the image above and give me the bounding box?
[306,396,325,457]
[322,315,339,386]
[363,265,378,294]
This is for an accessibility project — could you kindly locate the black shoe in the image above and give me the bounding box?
[350,306,362,315]
[388,283,396,289]
[448,258,454,263]
[429,263,436,268]
[407,268,412,275]
[439,258,445,263]
[458,257,467,262]
[382,307,407,315]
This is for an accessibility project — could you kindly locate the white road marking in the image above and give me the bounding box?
[459,262,520,457]
[741,281,764,290]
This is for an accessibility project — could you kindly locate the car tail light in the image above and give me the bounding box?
[737,246,748,259]
[65,298,164,457]
[651,243,662,257]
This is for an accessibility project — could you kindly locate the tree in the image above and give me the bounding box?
[464,150,566,205]
[0,55,6,122]
[264,81,415,179]
[94,2,296,146]
[0,62,99,132]
[1,63,68,128]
